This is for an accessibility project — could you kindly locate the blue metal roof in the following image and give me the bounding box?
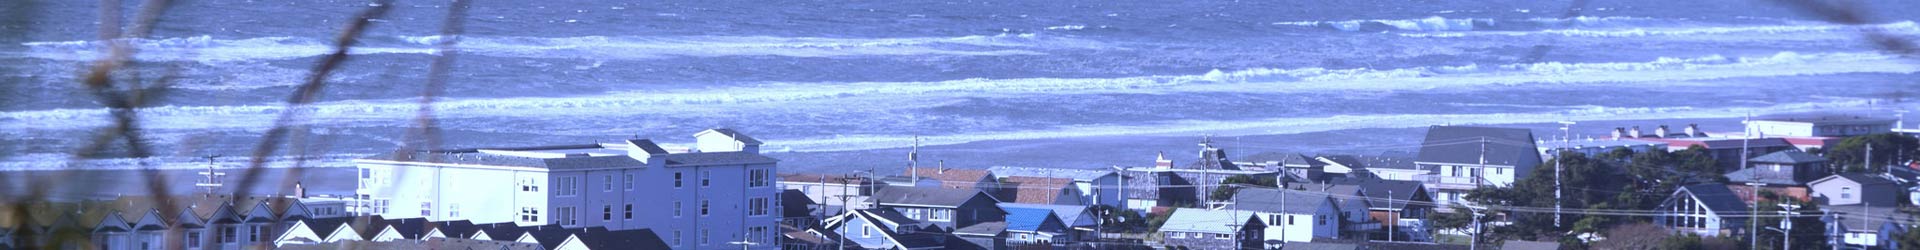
[1001,207,1057,232]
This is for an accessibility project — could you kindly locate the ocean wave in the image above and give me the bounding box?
[1272,16,1676,32]
[770,99,1908,152]
[16,33,1091,62]
[0,153,366,171]
[1403,21,1920,38]
[0,51,1908,131]
[1273,16,1493,31]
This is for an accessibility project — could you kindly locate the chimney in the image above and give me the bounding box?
[1155,151,1173,168]
[937,160,946,174]
[294,182,307,198]
[1655,125,1670,138]
[1686,124,1701,137]
[1612,127,1625,140]
[1629,126,1642,138]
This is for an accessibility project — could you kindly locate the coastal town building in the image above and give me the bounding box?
[1414,126,1541,207]
[353,129,780,250]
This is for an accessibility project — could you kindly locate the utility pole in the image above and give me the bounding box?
[909,136,920,183]
[1748,182,1764,250]
[1388,189,1395,242]
[1867,143,1875,173]
[1557,121,1575,228]
[1468,206,1482,250]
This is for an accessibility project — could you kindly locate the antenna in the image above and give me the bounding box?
[196,155,226,196]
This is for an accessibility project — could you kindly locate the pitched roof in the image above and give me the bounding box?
[577,228,671,250]
[1723,168,1801,186]
[873,186,987,207]
[1159,209,1259,234]
[1416,126,1541,167]
[1000,176,1075,204]
[1001,207,1059,232]
[696,128,763,144]
[860,208,920,227]
[1698,138,1794,149]
[1678,184,1749,216]
[1229,188,1336,214]
[1359,155,1419,170]
[953,221,1007,236]
[783,189,818,218]
[1334,179,1428,210]
[999,203,1091,226]
[1749,150,1826,164]
[906,168,992,184]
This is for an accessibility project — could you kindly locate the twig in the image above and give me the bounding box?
[1764,0,1918,56]
[230,0,393,207]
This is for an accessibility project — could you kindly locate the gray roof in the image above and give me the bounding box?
[953,221,1007,236]
[1359,155,1419,170]
[1748,150,1826,164]
[364,145,775,169]
[861,208,919,226]
[1159,209,1259,234]
[1826,205,1907,232]
[1834,173,1898,186]
[1501,240,1562,250]
[1755,113,1897,124]
[656,151,779,166]
[1335,179,1428,210]
[1678,184,1749,217]
[1724,168,1801,186]
[1229,188,1336,214]
[1415,126,1541,166]
[873,186,985,207]
[1700,138,1793,149]
[987,166,1113,181]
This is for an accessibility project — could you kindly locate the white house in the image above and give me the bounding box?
[1226,188,1341,247]
[1414,126,1541,207]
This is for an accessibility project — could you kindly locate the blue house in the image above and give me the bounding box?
[1001,207,1069,247]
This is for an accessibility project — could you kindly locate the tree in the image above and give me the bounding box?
[1208,175,1275,201]
[1900,225,1920,250]
[1826,133,1920,173]
[1590,223,1672,249]
[1752,200,1827,250]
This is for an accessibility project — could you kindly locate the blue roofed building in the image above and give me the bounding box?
[1000,207,1070,248]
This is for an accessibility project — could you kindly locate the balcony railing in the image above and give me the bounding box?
[1416,174,1488,190]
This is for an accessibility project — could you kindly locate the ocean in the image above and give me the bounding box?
[1,0,1916,198]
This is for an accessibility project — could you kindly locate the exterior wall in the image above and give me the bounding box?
[779,180,875,210]
[354,161,548,226]
[1161,231,1244,250]
[838,215,898,249]
[1657,193,1731,237]
[1750,120,1894,137]
[616,162,781,250]
[1371,169,1426,182]
[1811,180,1899,206]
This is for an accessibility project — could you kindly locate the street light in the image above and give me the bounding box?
[1556,121,1574,228]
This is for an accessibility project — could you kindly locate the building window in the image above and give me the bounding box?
[930,209,952,222]
[750,169,770,187]
[421,202,433,217]
[1496,168,1503,175]
[604,175,613,191]
[702,170,712,187]
[1215,233,1229,239]
[1843,187,1853,199]
[700,200,710,216]
[672,230,682,246]
[1169,232,1182,239]
[559,206,577,226]
[558,177,578,196]
[220,226,237,243]
[701,229,710,245]
[1288,215,1295,225]
[186,231,201,248]
[603,205,613,221]
[1319,215,1327,225]
[521,207,539,222]
[625,203,633,219]
[449,204,460,218]
[373,199,390,214]
[674,201,683,217]
[863,225,872,237]
[359,169,371,189]
[624,174,634,190]
[750,226,769,244]
[251,225,268,242]
[749,197,769,216]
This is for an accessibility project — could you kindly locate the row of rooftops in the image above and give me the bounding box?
[0,195,319,232]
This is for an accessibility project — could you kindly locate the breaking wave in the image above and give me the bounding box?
[1403,21,1920,38]
[16,33,1092,62]
[1272,16,1670,32]
[0,51,1909,130]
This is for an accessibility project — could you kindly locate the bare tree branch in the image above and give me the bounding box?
[231,0,394,204]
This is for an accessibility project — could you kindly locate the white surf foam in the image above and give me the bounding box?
[1403,21,1920,38]
[0,153,367,171]
[1274,16,1491,31]
[0,51,1909,131]
[17,34,1095,62]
